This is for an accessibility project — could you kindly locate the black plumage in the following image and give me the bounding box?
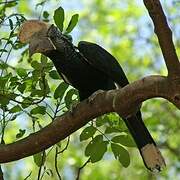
[39,25,165,171]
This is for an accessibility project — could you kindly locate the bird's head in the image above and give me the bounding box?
[18,20,65,56]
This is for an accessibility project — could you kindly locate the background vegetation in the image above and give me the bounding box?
[0,0,180,179]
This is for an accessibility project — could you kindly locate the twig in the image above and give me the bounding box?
[58,136,70,154]
[24,172,32,180]
[54,136,70,180]
[76,159,90,180]
[55,147,62,180]
[37,151,46,180]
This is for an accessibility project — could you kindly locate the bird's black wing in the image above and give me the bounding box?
[78,41,165,172]
[78,41,129,87]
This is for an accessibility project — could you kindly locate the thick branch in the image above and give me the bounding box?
[0,75,180,163]
[143,0,180,77]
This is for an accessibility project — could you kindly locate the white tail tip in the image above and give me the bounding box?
[141,143,166,172]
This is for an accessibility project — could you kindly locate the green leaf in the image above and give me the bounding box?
[49,70,60,79]
[96,116,109,127]
[0,62,8,69]
[30,106,46,115]
[17,83,26,93]
[80,126,96,141]
[21,98,32,108]
[53,7,65,32]
[104,126,120,134]
[39,78,50,94]
[41,54,48,65]
[65,14,79,34]
[54,82,69,99]
[64,89,78,109]
[31,89,44,97]
[10,76,19,82]
[43,11,49,19]
[85,135,108,163]
[0,77,7,89]
[17,68,27,77]
[16,129,26,139]
[31,61,41,70]
[9,105,22,113]
[111,143,130,168]
[0,95,10,106]
[33,152,46,167]
[111,134,136,147]
[56,141,61,148]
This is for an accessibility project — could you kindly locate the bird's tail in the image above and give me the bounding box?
[123,111,166,172]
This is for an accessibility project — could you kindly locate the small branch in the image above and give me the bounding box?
[76,159,90,180]
[143,0,180,77]
[55,147,62,180]
[37,151,46,180]
[24,172,32,180]
[0,75,179,163]
[54,137,70,180]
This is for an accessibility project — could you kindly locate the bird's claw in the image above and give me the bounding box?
[88,90,105,104]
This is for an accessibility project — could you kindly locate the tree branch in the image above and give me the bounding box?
[143,0,180,77]
[0,75,179,163]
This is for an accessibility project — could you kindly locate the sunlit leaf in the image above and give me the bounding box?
[0,62,8,69]
[30,106,46,115]
[54,82,69,99]
[49,70,60,79]
[96,116,109,127]
[53,7,64,31]
[31,61,41,70]
[111,134,136,147]
[16,129,26,139]
[80,126,96,141]
[17,68,27,77]
[9,105,22,113]
[43,11,49,19]
[33,152,46,167]
[64,88,78,109]
[105,127,120,134]
[111,143,130,167]
[65,14,79,34]
[85,135,108,163]
[17,83,26,93]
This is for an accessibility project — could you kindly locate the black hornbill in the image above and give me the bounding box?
[19,21,165,171]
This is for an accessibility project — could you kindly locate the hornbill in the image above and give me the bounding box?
[19,20,165,172]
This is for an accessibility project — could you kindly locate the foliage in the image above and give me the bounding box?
[0,0,179,180]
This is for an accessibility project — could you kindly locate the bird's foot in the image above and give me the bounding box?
[69,101,79,116]
[141,143,166,172]
[88,90,105,104]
